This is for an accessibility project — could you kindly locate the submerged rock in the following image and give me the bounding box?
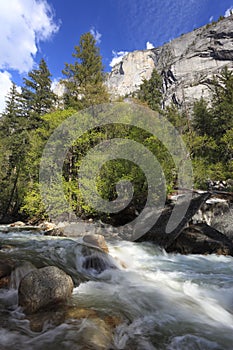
[18,266,74,314]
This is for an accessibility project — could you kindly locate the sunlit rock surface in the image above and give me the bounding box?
[106,16,233,109]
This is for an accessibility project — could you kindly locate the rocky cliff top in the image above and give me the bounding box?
[106,15,233,110]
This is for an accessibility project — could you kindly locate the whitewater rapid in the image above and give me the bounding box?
[0,232,233,349]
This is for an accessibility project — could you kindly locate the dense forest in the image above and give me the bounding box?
[0,32,232,223]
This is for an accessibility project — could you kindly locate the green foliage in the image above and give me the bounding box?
[137,68,163,111]
[0,83,29,220]
[192,98,213,136]
[163,105,189,133]
[21,109,76,218]
[186,67,233,186]
[211,67,233,139]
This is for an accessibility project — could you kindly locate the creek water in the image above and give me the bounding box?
[0,229,233,350]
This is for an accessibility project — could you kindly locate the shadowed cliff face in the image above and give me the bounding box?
[106,15,233,110]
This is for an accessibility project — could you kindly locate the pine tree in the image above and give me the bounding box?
[0,83,28,221]
[137,68,163,111]
[211,66,233,139]
[192,97,213,136]
[62,32,109,109]
[21,58,56,128]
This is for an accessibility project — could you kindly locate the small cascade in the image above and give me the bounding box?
[77,245,118,276]
[10,261,36,289]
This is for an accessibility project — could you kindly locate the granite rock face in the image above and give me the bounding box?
[106,16,233,110]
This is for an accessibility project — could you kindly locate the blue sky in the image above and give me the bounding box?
[0,0,233,111]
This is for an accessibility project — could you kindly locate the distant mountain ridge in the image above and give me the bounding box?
[106,15,233,110]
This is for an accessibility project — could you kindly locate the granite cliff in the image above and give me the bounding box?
[106,15,233,110]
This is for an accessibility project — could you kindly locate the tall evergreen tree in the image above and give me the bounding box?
[192,97,213,136]
[0,83,28,221]
[62,32,109,109]
[211,66,233,138]
[137,68,163,111]
[21,58,56,128]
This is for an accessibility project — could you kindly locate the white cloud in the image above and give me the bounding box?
[209,15,214,22]
[146,41,154,49]
[225,6,233,17]
[0,0,59,73]
[109,50,129,68]
[90,27,102,44]
[0,71,13,113]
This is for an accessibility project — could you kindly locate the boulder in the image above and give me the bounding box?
[83,234,109,253]
[134,192,211,248]
[167,223,233,255]
[18,266,74,314]
[37,221,56,231]
[9,221,25,227]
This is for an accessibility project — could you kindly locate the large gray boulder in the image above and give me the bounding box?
[18,266,74,314]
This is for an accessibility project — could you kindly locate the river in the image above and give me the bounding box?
[0,229,233,349]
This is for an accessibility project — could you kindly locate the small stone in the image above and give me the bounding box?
[83,234,109,253]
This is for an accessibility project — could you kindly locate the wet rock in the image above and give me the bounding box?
[18,266,74,314]
[37,221,56,231]
[0,264,12,279]
[9,221,25,227]
[0,276,10,288]
[0,263,12,289]
[27,310,66,332]
[167,223,233,255]
[81,318,114,350]
[135,192,211,248]
[66,307,98,320]
[83,234,109,253]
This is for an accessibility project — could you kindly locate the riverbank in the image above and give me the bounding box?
[1,191,232,257]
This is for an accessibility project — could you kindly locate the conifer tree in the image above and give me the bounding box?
[0,83,28,220]
[192,97,213,136]
[62,32,109,109]
[137,68,163,111]
[211,66,233,139]
[21,58,56,128]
